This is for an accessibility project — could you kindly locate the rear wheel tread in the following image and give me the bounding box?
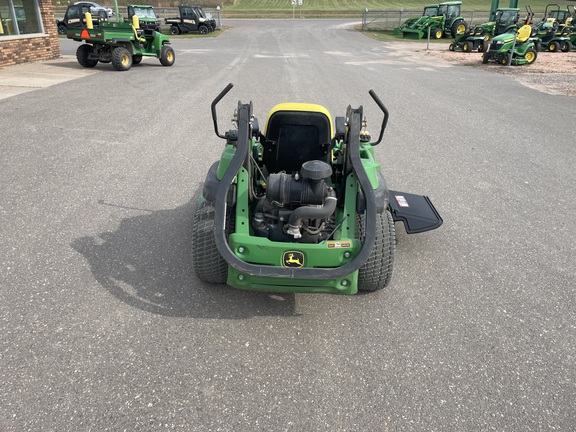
[192,202,234,284]
[356,211,396,292]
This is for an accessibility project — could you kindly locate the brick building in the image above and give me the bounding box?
[0,0,61,67]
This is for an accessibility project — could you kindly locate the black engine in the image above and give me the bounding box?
[252,160,337,243]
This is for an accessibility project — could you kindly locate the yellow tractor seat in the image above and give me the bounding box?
[262,103,334,174]
[516,24,532,43]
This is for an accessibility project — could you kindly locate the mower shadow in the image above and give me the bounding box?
[71,198,297,319]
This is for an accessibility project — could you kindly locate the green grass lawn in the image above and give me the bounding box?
[54,0,561,15]
[224,0,557,15]
[56,0,561,19]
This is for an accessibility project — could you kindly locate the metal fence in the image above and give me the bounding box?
[361,9,489,32]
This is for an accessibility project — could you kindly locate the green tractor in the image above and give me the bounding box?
[393,3,441,36]
[192,84,443,295]
[67,13,175,71]
[394,1,468,40]
[482,24,538,65]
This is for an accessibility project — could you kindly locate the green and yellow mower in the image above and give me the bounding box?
[192,84,443,295]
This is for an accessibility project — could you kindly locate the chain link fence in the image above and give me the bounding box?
[361,9,488,32]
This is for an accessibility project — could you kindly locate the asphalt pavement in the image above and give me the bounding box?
[1,20,575,431]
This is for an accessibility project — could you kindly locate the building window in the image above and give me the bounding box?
[0,0,44,36]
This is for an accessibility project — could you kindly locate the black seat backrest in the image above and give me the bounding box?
[262,108,333,174]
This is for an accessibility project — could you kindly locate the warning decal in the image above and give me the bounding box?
[327,241,351,249]
[395,195,410,207]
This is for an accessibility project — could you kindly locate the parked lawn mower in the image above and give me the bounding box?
[532,4,572,52]
[450,26,490,52]
[191,84,443,295]
[450,7,521,52]
[561,5,576,50]
[534,19,572,51]
[569,15,576,50]
[482,24,538,65]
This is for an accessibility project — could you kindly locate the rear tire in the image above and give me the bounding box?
[356,211,396,292]
[192,202,234,284]
[159,45,175,66]
[561,41,572,52]
[76,44,98,68]
[549,41,560,52]
[111,47,132,71]
[169,25,179,35]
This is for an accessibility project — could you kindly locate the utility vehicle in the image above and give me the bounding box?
[126,5,161,32]
[165,5,213,35]
[57,3,105,35]
[67,14,175,71]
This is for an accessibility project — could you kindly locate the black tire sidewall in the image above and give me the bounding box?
[76,44,98,68]
[111,47,132,71]
[160,45,175,66]
[356,211,396,292]
[192,202,232,284]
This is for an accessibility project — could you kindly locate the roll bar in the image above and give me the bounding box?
[211,84,378,280]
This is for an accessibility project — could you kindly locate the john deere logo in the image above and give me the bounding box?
[283,251,304,267]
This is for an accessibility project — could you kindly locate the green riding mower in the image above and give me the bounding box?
[482,24,538,65]
[450,26,490,52]
[534,18,572,52]
[191,84,443,295]
[532,4,573,52]
[450,7,522,52]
